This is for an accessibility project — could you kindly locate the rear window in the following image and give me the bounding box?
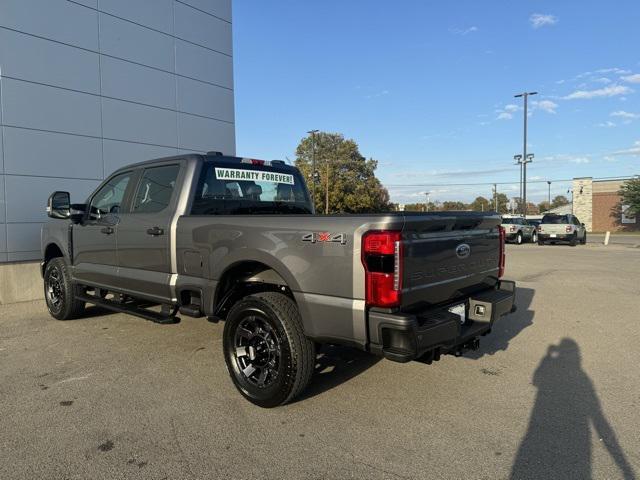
[502,218,519,224]
[542,215,570,224]
[190,162,312,215]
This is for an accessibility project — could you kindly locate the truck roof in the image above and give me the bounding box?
[112,152,293,174]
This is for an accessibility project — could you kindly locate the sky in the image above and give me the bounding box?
[232,0,640,205]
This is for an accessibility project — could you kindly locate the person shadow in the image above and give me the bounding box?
[510,338,636,480]
[466,287,535,359]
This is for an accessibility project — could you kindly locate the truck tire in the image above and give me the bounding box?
[570,233,577,247]
[580,232,587,245]
[223,292,315,407]
[44,257,85,320]
[531,231,538,243]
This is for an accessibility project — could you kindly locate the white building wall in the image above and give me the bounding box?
[0,0,235,261]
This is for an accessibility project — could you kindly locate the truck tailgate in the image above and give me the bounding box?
[401,213,501,310]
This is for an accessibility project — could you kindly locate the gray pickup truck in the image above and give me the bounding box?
[41,153,516,407]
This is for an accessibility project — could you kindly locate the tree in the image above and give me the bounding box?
[538,201,551,213]
[495,193,510,214]
[551,195,569,209]
[619,177,640,215]
[470,196,491,212]
[526,202,540,215]
[442,201,468,211]
[295,132,391,214]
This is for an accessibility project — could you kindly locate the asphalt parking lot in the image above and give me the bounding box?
[1,243,639,480]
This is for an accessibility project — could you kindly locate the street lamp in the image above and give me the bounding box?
[547,181,551,209]
[514,91,538,217]
[307,130,319,208]
[423,191,430,212]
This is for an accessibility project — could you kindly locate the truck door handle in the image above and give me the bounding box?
[146,226,164,236]
[100,226,114,235]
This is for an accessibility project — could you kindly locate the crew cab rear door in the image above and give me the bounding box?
[116,163,182,302]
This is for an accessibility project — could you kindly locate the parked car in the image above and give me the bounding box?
[501,217,538,244]
[41,153,516,407]
[537,214,587,246]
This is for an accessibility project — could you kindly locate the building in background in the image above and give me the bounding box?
[0,0,235,270]
[572,177,638,232]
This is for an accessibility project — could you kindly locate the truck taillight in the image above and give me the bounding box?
[362,231,402,308]
[510,225,516,233]
[498,226,506,278]
[565,225,572,233]
[537,225,543,232]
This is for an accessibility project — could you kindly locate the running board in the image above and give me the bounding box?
[76,293,180,324]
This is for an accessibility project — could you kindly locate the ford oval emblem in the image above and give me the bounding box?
[456,243,471,259]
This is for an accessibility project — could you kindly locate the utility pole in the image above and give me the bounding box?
[307,130,319,208]
[547,180,551,209]
[493,183,498,212]
[514,91,537,217]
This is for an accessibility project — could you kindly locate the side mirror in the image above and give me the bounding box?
[581,223,585,227]
[47,191,70,219]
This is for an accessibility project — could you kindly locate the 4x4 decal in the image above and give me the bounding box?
[302,232,347,245]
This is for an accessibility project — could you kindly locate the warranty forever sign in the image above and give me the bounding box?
[215,168,295,185]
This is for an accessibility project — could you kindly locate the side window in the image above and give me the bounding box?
[90,172,132,218]
[132,164,180,214]
[573,217,581,226]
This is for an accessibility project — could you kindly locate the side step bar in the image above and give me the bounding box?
[76,293,180,324]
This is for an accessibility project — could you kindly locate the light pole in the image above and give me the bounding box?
[547,180,551,209]
[424,191,430,212]
[514,91,537,217]
[523,153,534,215]
[493,183,498,212]
[513,154,523,213]
[307,130,319,208]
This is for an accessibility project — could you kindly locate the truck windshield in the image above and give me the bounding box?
[191,161,313,215]
[542,215,570,224]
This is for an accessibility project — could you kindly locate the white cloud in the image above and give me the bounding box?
[533,100,558,114]
[594,77,612,84]
[504,104,520,112]
[530,13,558,29]
[597,121,616,128]
[450,26,478,35]
[568,157,590,164]
[596,68,631,75]
[621,73,640,83]
[611,140,640,157]
[497,112,513,120]
[610,110,640,119]
[563,84,632,100]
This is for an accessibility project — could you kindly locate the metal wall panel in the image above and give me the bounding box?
[100,56,176,110]
[98,0,174,34]
[178,0,232,22]
[0,0,98,50]
[102,98,177,147]
[174,1,232,55]
[103,140,177,176]
[175,39,233,88]
[0,28,100,94]
[0,0,234,262]
[6,223,42,256]
[177,113,235,154]
[5,175,99,223]
[177,76,234,121]
[1,78,102,137]
[2,127,102,179]
[98,13,175,72]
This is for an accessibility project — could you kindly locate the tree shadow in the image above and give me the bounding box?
[465,287,535,359]
[293,344,382,402]
[510,338,636,480]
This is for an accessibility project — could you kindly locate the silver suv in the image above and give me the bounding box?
[537,214,587,246]
[501,217,537,244]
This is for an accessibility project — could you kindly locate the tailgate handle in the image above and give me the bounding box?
[147,226,164,236]
[100,226,114,235]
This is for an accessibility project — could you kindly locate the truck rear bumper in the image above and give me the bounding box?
[367,280,516,363]
[538,233,572,241]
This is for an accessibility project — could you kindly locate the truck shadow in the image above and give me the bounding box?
[294,344,382,402]
[510,338,636,480]
[465,287,535,359]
